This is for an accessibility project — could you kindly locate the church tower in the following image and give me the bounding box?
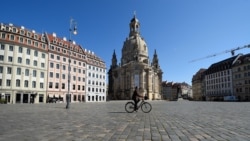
[108,14,163,100]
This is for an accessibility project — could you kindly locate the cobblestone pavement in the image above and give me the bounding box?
[0,100,250,141]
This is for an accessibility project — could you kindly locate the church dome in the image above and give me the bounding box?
[121,15,149,65]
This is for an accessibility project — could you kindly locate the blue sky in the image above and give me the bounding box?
[1,0,250,85]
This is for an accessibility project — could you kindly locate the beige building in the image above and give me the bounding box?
[108,15,163,100]
[192,69,206,101]
[0,23,48,104]
[232,53,250,101]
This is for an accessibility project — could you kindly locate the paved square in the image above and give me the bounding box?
[0,100,249,141]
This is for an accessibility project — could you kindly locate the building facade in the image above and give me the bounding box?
[108,15,163,100]
[232,53,250,101]
[192,68,206,101]
[85,54,106,102]
[0,22,106,104]
[0,23,48,104]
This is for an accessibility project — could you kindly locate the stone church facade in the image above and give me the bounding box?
[108,15,163,100]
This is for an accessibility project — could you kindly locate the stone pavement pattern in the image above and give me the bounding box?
[0,100,250,141]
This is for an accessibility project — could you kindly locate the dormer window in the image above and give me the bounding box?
[59,42,63,46]
[27,32,31,37]
[20,30,25,35]
[13,28,17,33]
[34,34,38,40]
[41,37,45,42]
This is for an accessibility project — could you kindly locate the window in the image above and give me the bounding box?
[33,70,37,77]
[17,57,22,63]
[34,50,38,56]
[74,68,76,72]
[26,49,30,55]
[57,56,60,60]
[0,79,1,86]
[40,83,44,89]
[6,79,11,86]
[49,82,53,88]
[40,72,44,78]
[8,56,13,62]
[16,68,21,75]
[16,79,20,87]
[56,73,59,78]
[42,53,45,58]
[0,66,3,73]
[56,64,59,69]
[78,85,80,90]
[62,83,65,89]
[82,86,85,91]
[33,60,37,66]
[7,67,12,74]
[73,76,76,81]
[78,77,81,81]
[63,65,66,70]
[10,35,14,40]
[50,54,54,59]
[0,55,4,61]
[1,44,5,50]
[78,69,81,73]
[62,74,65,79]
[26,59,30,65]
[73,84,76,90]
[41,63,45,68]
[18,47,23,53]
[32,81,36,88]
[9,45,13,51]
[50,72,53,78]
[1,33,6,39]
[24,80,29,87]
[25,69,29,76]
[19,37,23,43]
[55,83,59,89]
[50,63,54,68]
[63,58,66,62]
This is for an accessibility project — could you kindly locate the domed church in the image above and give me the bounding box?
[108,14,163,100]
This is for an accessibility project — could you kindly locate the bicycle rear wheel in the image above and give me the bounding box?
[141,102,152,113]
[125,102,135,113]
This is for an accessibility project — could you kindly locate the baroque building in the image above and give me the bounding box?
[108,15,163,100]
[192,68,206,101]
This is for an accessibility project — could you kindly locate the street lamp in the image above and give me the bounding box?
[66,18,77,109]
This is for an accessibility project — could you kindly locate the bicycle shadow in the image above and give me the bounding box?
[108,112,127,113]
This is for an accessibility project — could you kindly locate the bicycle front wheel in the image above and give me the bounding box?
[141,102,152,113]
[125,102,135,113]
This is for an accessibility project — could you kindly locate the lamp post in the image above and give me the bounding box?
[66,18,77,109]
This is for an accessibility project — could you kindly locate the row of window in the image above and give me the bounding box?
[49,72,85,82]
[1,25,46,42]
[49,63,85,74]
[0,44,46,58]
[0,79,44,88]
[206,76,231,85]
[50,54,86,67]
[0,33,47,49]
[0,56,46,68]
[206,70,230,79]
[206,83,231,90]
[0,66,45,78]
[48,82,85,91]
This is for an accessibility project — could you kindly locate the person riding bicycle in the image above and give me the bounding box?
[132,86,143,111]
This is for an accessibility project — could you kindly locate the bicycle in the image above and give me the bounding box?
[125,96,152,113]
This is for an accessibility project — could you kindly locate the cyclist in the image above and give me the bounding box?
[132,86,143,112]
